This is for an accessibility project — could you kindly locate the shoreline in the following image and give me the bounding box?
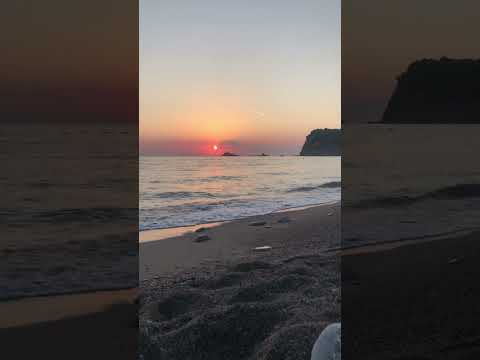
[0,288,137,329]
[140,200,339,243]
[339,227,478,256]
[140,202,340,280]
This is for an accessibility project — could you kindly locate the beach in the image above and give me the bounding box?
[140,202,340,359]
[1,288,138,359]
[343,230,480,359]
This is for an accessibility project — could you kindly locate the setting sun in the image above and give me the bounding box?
[213,145,218,151]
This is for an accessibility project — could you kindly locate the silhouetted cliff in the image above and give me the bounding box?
[382,58,480,123]
[300,129,341,156]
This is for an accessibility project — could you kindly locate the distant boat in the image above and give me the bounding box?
[222,152,238,156]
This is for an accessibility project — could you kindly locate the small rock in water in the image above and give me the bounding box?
[253,246,272,251]
[277,217,291,224]
[195,235,211,243]
[249,221,267,226]
[195,227,207,233]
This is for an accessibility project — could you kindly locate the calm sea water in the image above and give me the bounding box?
[140,156,341,230]
[342,124,480,247]
[1,124,138,299]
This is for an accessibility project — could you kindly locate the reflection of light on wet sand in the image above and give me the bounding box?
[0,288,136,328]
[276,200,339,213]
[341,228,476,256]
[140,222,223,242]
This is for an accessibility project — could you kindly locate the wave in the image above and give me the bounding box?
[153,198,255,213]
[286,181,341,193]
[178,175,244,184]
[1,207,137,224]
[206,175,243,181]
[140,195,340,230]
[352,183,480,209]
[152,191,216,200]
[427,183,480,199]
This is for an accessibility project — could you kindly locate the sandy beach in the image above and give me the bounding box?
[140,202,340,359]
[343,230,480,359]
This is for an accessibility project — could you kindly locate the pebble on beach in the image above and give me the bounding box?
[194,235,211,243]
[250,221,267,226]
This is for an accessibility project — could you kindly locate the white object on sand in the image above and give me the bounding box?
[253,246,272,251]
[311,322,341,360]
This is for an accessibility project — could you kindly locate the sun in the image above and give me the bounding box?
[213,145,218,151]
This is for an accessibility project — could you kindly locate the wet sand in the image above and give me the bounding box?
[1,288,138,359]
[140,203,340,360]
[0,288,137,328]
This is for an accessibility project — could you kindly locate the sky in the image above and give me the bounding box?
[342,0,480,123]
[140,0,340,155]
[1,1,138,123]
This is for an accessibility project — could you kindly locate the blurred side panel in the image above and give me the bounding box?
[0,1,139,359]
[342,1,480,359]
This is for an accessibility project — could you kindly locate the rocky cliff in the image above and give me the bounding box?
[300,129,341,156]
[382,58,480,123]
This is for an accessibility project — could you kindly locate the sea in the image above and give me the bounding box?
[140,156,341,231]
[342,124,480,247]
[1,123,138,299]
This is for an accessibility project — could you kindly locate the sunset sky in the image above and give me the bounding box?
[140,0,340,155]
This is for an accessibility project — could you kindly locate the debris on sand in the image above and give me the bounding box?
[194,235,211,243]
[253,246,272,251]
[249,221,267,226]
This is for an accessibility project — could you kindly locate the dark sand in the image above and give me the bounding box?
[1,288,138,359]
[140,203,340,360]
[343,231,480,359]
